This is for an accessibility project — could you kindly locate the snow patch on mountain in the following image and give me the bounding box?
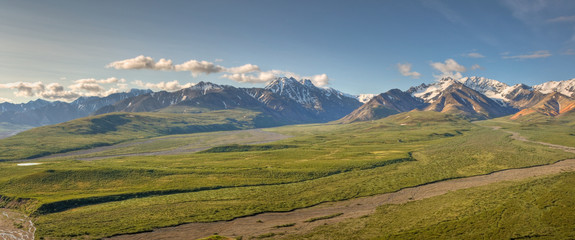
[410,77,458,102]
[533,78,575,97]
[265,77,357,106]
[457,76,510,103]
[409,76,519,106]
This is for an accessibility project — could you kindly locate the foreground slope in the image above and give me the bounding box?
[285,171,575,240]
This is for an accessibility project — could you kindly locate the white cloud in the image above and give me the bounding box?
[174,60,226,76]
[430,59,466,80]
[69,82,105,93]
[466,52,485,58]
[0,82,45,97]
[397,63,421,79]
[108,56,332,87]
[502,50,551,60]
[222,72,276,83]
[471,64,483,70]
[226,64,261,74]
[0,97,13,103]
[547,15,575,23]
[307,74,330,87]
[214,59,224,62]
[0,77,130,101]
[563,49,575,55]
[75,77,126,84]
[106,55,174,70]
[132,80,194,91]
[222,70,331,87]
[431,59,466,73]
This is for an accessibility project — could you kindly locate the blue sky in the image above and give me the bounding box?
[1,0,574,103]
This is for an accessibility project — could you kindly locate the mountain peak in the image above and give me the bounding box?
[533,78,575,97]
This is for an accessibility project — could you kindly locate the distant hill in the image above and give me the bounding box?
[0,109,271,161]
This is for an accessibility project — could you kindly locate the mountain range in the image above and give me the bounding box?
[1,76,575,128]
[0,89,151,126]
[344,77,575,122]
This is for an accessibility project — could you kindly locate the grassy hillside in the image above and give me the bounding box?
[0,111,573,238]
[0,108,276,160]
[286,172,575,240]
[478,111,575,147]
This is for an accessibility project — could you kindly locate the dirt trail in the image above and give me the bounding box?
[109,128,575,240]
[30,129,290,161]
[0,209,35,240]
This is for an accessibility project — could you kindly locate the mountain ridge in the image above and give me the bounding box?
[2,76,575,127]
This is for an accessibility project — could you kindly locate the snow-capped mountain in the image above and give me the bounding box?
[98,78,362,124]
[253,77,362,122]
[356,94,376,103]
[533,78,575,97]
[96,82,262,114]
[0,89,151,126]
[349,76,575,122]
[511,92,575,119]
[341,89,426,123]
[408,77,515,105]
[457,77,511,103]
[264,77,360,109]
[423,81,515,119]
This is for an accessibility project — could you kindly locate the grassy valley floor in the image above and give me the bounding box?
[0,112,574,239]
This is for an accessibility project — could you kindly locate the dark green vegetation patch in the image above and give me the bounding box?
[199,144,297,153]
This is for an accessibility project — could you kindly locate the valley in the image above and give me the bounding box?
[1,77,575,239]
[1,110,575,239]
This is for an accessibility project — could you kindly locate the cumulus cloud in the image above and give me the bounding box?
[397,63,421,79]
[0,78,128,101]
[431,59,466,73]
[307,74,330,87]
[226,64,260,74]
[106,55,174,70]
[222,72,276,83]
[132,80,195,91]
[0,97,13,103]
[69,82,105,93]
[75,77,126,84]
[502,50,552,60]
[222,70,331,87]
[0,82,45,97]
[430,59,466,80]
[174,60,226,76]
[108,56,332,87]
[466,52,485,58]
